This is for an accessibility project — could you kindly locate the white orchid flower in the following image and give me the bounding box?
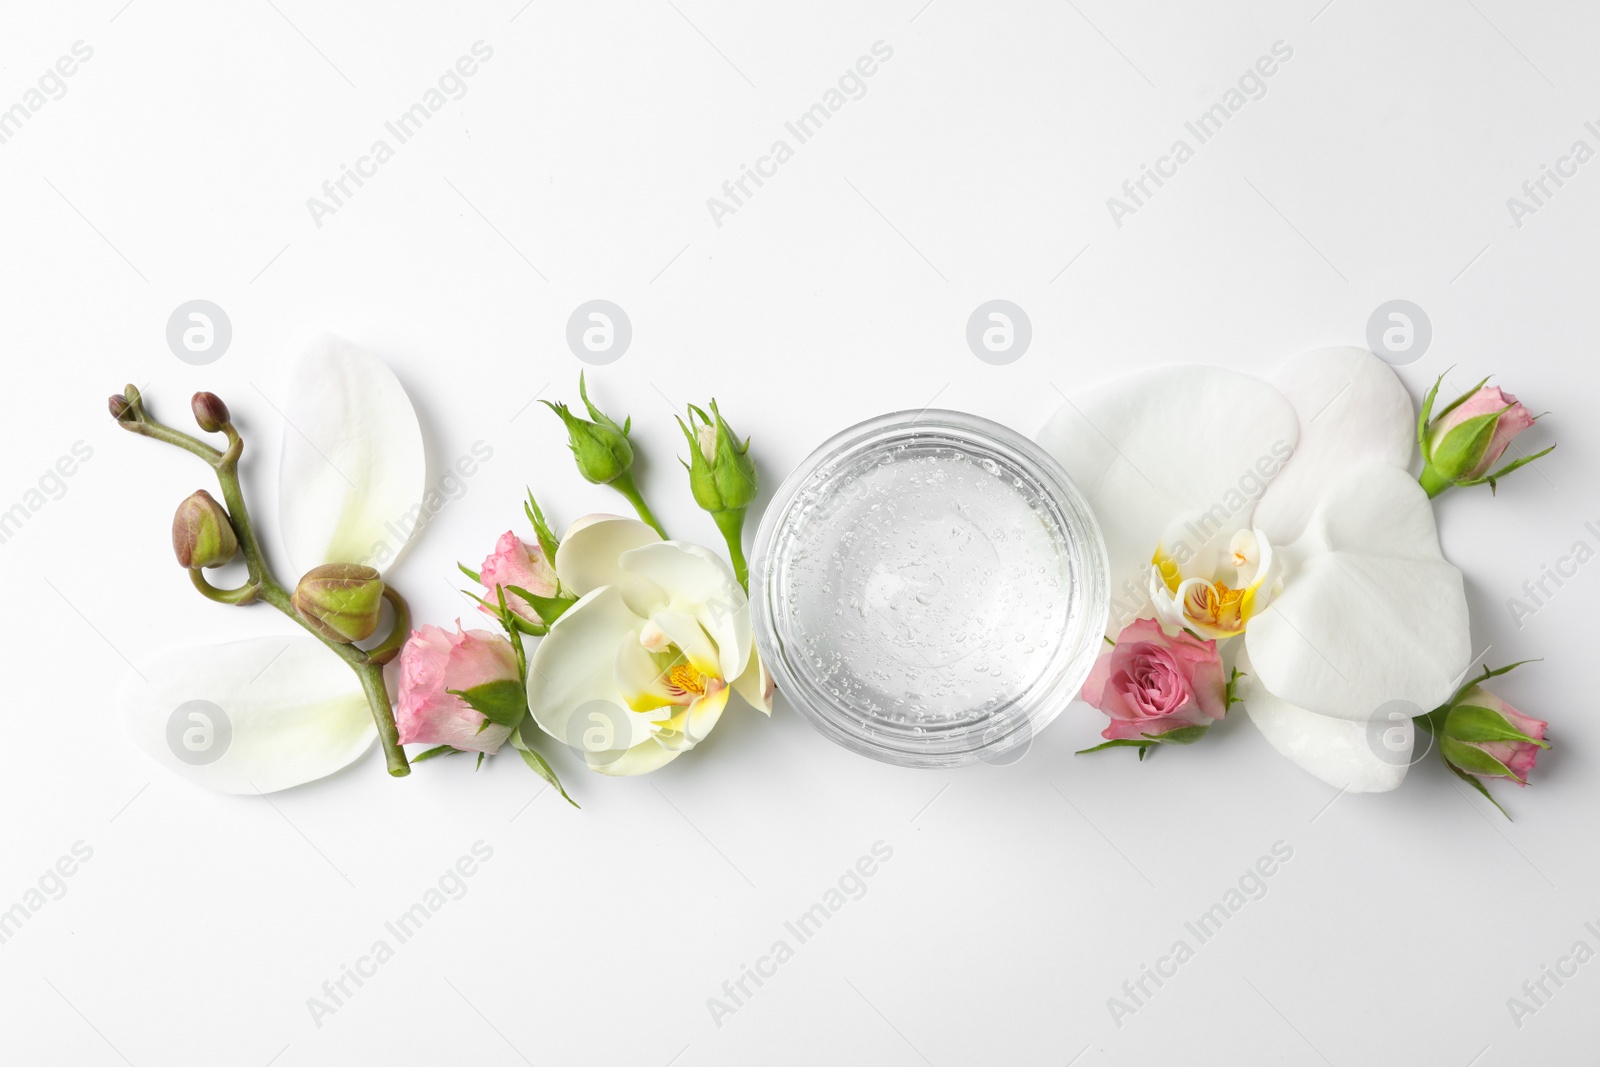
[1148,517,1282,640]
[120,335,426,794]
[1040,347,1471,793]
[526,515,773,776]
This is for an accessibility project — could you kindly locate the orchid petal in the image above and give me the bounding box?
[1239,648,1413,793]
[1245,462,1470,721]
[120,637,374,795]
[1037,365,1299,635]
[653,684,731,753]
[588,738,682,777]
[647,608,722,679]
[278,335,426,575]
[1253,347,1416,545]
[732,647,774,715]
[526,587,656,752]
[553,515,661,600]
[620,541,751,681]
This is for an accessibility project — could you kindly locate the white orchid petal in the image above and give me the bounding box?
[120,637,374,795]
[526,587,654,751]
[732,648,774,715]
[589,738,682,777]
[278,335,426,575]
[553,515,661,600]
[1038,365,1299,635]
[1245,463,1469,721]
[1239,649,1413,793]
[647,608,722,679]
[1253,347,1416,545]
[620,541,751,681]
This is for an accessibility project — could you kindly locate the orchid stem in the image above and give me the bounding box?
[113,391,411,778]
[610,471,667,539]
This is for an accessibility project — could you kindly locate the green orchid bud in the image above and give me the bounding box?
[191,391,231,433]
[678,400,757,514]
[292,563,386,643]
[542,373,634,485]
[172,489,239,569]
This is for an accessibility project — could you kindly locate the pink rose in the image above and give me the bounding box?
[1429,385,1536,478]
[479,531,558,625]
[1443,687,1548,787]
[389,623,521,754]
[1081,618,1227,741]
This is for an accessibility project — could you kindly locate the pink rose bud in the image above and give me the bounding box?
[1418,377,1552,497]
[389,623,523,755]
[1079,618,1229,755]
[478,531,560,625]
[1439,686,1549,787]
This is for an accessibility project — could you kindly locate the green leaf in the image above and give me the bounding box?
[1445,704,1550,747]
[524,490,562,563]
[411,744,463,763]
[1445,759,1510,820]
[1224,668,1244,710]
[1438,660,1541,711]
[1144,725,1210,745]
[1440,736,1518,780]
[1430,410,1502,478]
[476,751,486,771]
[1076,739,1156,756]
[509,729,579,808]
[1481,443,1556,484]
[447,678,528,729]
[457,562,481,583]
[507,585,577,624]
[1417,370,1445,454]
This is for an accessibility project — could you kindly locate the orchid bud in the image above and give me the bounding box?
[292,563,386,643]
[1437,684,1549,787]
[678,400,757,515]
[192,392,230,433]
[172,490,239,569]
[1417,375,1553,496]
[542,373,634,485]
[109,394,134,422]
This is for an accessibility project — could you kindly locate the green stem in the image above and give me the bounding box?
[366,587,412,666]
[189,567,259,605]
[116,398,411,778]
[711,508,749,590]
[354,659,409,777]
[610,471,667,538]
[1419,464,1453,498]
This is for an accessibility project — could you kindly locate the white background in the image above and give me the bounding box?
[2,1,1596,1064]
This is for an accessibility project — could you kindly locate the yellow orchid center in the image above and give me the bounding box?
[666,662,709,696]
[1183,580,1251,634]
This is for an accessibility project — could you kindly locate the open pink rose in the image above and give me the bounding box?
[1431,385,1536,478]
[1081,618,1227,741]
[389,623,520,754]
[479,531,558,624]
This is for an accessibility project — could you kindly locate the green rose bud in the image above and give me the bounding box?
[172,489,239,569]
[678,400,757,514]
[542,373,634,485]
[292,563,386,643]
